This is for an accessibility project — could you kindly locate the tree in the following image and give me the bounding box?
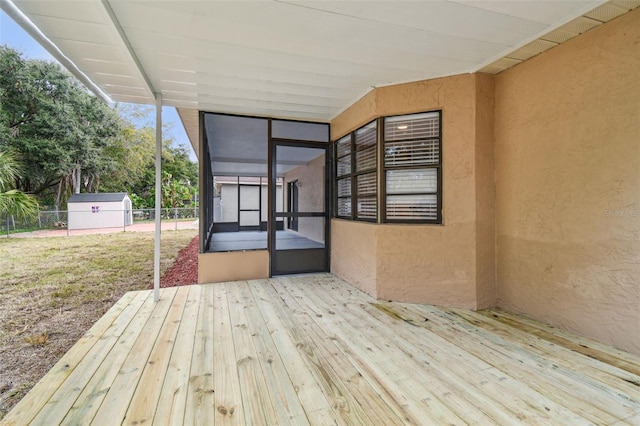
[99,122,156,195]
[0,45,122,206]
[162,145,198,188]
[98,125,198,209]
[161,171,193,209]
[0,149,39,222]
[0,47,198,210]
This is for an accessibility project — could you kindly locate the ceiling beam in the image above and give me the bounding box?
[100,0,156,97]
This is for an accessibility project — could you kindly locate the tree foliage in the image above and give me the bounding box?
[0,46,198,210]
[0,46,122,206]
[100,111,198,209]
[0,149,39,221]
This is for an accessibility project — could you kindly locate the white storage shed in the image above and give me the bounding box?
[67,193,133,230]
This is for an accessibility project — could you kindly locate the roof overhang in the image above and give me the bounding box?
[3,0,638,156]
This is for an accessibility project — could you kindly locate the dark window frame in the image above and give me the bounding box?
[382,111,442,224]
[334,133,354,219]
[353,120,377,221]
[333,111,442,224]
[333,120,378,222]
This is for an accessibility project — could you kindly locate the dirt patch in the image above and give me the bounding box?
[156,235,199,288]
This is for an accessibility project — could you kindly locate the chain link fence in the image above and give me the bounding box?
[3,207,198,237]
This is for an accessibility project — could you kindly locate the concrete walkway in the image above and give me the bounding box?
[7,220,198,238]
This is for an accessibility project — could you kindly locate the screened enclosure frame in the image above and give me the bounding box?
[200,111,332,275]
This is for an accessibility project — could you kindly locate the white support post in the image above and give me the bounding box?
[153,94,162,302]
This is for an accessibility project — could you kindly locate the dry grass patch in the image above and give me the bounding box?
[0,229,196,419]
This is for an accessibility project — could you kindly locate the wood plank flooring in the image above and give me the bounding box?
[2,274,639,425]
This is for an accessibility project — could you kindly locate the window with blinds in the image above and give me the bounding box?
[333,111,441,224]
[335,134,352,218]
[383,111,441,223]
[354,121,377,220]
[334,120,378,221]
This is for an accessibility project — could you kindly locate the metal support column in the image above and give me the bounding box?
[153,94,162,302]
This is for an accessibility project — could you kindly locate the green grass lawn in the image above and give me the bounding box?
[0,229,196,419]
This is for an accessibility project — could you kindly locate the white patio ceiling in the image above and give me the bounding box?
[8,0,636,126]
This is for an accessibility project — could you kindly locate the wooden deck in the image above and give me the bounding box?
[2,274,639,425]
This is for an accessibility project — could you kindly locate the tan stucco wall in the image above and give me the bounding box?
[494,9,640,354]
[331,90,377,140]
[284,154,325,243]
[198,251,269,283]
[330,74,496,309]
[474,74,497,309]
[330,219,377,296]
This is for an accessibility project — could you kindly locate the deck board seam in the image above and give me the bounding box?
[124,286,189,425]
[0,291,140,425]
[152,285,203,425]
[395,301,636,423]
[243,280,311,425]
[301,280,519,424]
[251,279,339,424]
[59,290,154,425]
[273,277,464,425]
[267,279,415,425]
[270,278,385,425]
[90,286,180,424]
[3,276,639,426]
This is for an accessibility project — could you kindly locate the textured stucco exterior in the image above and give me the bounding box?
[494,8,640,355]
[198,251,269,283]
[330,74,496,310]
[474,74,497,309]
[330,219,377,296]
[194,8,639,355]
[284,153,325,243]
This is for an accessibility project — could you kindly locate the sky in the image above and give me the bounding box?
[0,11,197,161]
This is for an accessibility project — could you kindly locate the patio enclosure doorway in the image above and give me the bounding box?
[271,143,329,275]
[201,113,330,278]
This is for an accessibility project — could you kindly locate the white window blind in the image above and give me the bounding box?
[337,198,351,217]
[337,156,351,177]
[355,121,377,172]
[386,169,437,194]
[385,112,439,141]
[357,173,376,196]
[337,178,351,197]
[384,111,441,222]
[385,139,439,167]
[352,121,378,220]
[335,134,353,218]
[386,194,438,220]
[357,198,377,220]
[336,135,351,157]
[336,134,351,177]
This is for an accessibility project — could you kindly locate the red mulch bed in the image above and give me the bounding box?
[156,235,199,288]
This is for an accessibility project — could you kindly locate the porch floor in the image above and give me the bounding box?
[209,230,324,252]
[3,274,639,425]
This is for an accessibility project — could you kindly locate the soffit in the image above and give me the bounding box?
[8,0,640,160]
[9,0,622,122]
[479,0,640,72]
